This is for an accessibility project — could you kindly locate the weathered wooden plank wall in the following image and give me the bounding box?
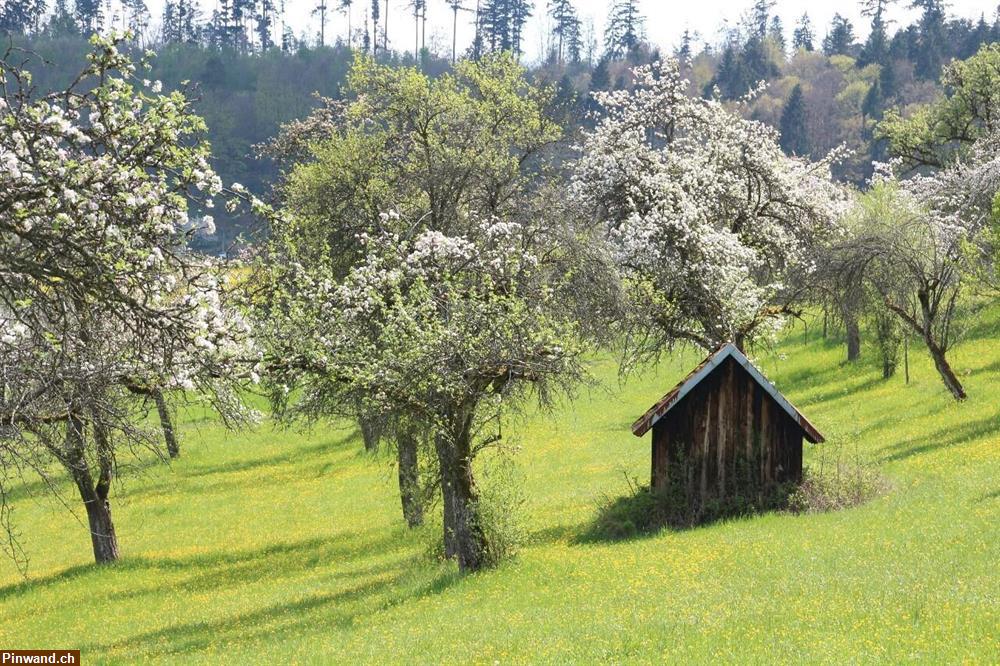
[651,357,803,509]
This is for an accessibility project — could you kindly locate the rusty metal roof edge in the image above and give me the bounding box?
[728,348,826,444]
[630,343,736,437]
[631,343,826,444]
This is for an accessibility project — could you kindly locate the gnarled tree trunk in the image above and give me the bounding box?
[839,284,862,362]
[359,414,381,453]
[884,291,966,401]
[873,310,900,380]
[439,447,459,559]
[81,489,120,563]
[844,312,861,362]
[882,355,896,380]
[916,289,966,401]
[153,389,179,459]
[397,428,423,528]
[927,339,966,401]
[65,415,120,564]
[434,408,486,572]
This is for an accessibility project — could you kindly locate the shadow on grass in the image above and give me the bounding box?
[4,428,360,507]
[0,528,416,602]
[773,355,859,390]
[571,485,795,545]
[969,358,1000,378]
[879,411,1000,463]
[1,527,463,660]
[119,431,361,501]
[974,489,1000,503]
[1,454,174,506]
[956,314,1000,343]
[181,431,359,481]
[79,556,460,659]
[526,523,585,546]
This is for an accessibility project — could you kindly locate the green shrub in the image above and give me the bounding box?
[787,462,889,513]
[590,485,662,540]
[587,443,888,541]
[416,458,527,568]
[787,438,890,513]
[472,458,528,568]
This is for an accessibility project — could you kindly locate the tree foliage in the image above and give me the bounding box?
[792,13,815,52]
[822,14,855,57]
[834,159,997,400]
[576,60,846,359]
[879,44,1000,170]
[0,34,256,565]
[603,0,643,60]
[256,54,613,571]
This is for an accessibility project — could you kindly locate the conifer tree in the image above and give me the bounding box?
[590,55,610,91]
[910,0,947,79]
[676,29,693,62]
[121,0,150,41]
[46,0,79,36]
[751,0,776,37]
[859,0,896,67]
[512,0,532,56]
[0,0,47,34]
[879,57,898,100]
[371,0,380,54]
[548,0,579,64]
[822,14,855,56]
[565,14,583,63]
[792,13,814,51]
[477,0,533,58]
[604,0,643,60]
[862,80,883,125]
[75,0,104,33]
[769,15,786,54]
[779,84,810,156]
[312,0,329,46]
[256,0,277,50]
[339,0,354,48]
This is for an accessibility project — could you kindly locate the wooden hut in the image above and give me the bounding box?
[631,344,824,510]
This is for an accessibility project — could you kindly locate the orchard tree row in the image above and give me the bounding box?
[0,33,997,573]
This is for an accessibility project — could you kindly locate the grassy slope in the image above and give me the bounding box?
[1,309,998,664]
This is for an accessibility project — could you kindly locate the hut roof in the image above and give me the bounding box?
[631,343,825,444]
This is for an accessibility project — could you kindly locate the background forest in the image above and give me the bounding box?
[3,0,998,253]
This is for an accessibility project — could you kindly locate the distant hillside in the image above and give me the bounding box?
[6,0,998,247]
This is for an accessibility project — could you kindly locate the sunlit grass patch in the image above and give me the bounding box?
[0,306,997,663]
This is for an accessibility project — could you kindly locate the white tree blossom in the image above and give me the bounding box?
[575,59,848,358]
[833,136,999,402]
[0,34,257,566]
[254,55,616,572]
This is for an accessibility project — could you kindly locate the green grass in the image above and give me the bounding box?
[1,308,999,664]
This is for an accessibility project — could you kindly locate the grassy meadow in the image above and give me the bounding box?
[0,308,998,664]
